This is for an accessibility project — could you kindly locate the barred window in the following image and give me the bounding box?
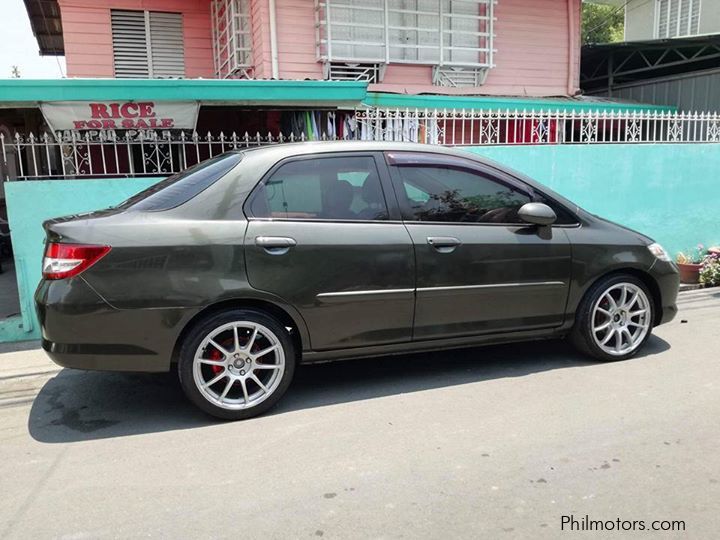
[316,0,495,69]
[111,10,185,78]
[211,0,252,78]
[656,0,701,38]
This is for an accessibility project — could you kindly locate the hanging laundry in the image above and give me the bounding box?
[328,112,335,140]
[311,111,320,140]
[304,111,313,140]
[346,115,357,139]
[428,119,439,145]
[393,116,403,141]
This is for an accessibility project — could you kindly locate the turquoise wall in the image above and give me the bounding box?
[466,143,719,256]
[2,143,718,343]
[1,178,160,342]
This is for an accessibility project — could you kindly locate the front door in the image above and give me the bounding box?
[244,153,415,351]
[386,151,573,341]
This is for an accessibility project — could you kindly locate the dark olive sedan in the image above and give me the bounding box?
[36,142,679,420]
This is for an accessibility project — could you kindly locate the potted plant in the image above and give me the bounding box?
[676,244,707,284]
[700,251,720,288]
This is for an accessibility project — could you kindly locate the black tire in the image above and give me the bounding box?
[178,309,296,420]
[570,273,655,362]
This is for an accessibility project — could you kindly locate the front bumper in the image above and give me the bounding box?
[35,277,194,372]
[651,260,680,326]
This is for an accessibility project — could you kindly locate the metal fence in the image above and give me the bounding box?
[3,108,720,180]
[0,130,315,180]
[355,108,720,145]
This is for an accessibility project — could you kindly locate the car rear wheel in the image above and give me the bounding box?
[570,274,654,361]
[178,309,295,420]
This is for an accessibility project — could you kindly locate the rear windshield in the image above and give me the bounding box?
[120,152,243,212]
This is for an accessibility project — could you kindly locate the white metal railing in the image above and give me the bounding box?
[2,109,720,180]
[356,108,720,146]
[0,130,327,180]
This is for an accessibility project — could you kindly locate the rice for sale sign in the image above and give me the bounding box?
[41,101,200,131]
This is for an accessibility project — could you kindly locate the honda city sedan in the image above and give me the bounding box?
[36,142,679,420]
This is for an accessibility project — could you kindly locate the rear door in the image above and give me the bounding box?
[243,152,415,351]
[386,151,573,340]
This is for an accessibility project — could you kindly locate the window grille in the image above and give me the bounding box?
[315,0,496,81]
[325,62,385,82]
[211,0,253,78]
[656,0,701,38]
[111,10,185,78]
[433,66,489,87]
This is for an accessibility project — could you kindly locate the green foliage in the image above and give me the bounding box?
[582,3,625,45]
[677,244,707,265]
[699,253,720,287]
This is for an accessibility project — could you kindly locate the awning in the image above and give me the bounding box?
[0,79,369,108]
[0,78,673,114]
[362,92,675,113]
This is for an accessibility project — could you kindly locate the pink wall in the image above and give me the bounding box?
[249,0,272,79]
[58,0,213,78]
[58,0,580,97]
[274,0,322,80]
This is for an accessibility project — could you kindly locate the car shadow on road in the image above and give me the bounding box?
[28,336,670,444]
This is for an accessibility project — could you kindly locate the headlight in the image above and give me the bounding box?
[647,242,671,262]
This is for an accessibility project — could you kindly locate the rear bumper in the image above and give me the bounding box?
[35,277,194,373]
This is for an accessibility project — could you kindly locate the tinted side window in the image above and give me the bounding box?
[249,156,388,220]
[123,153,243,212]
[395,166,531,223]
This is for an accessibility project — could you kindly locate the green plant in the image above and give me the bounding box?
[676,244,706,264]
[582,3,624,45]
[700,252,720,287]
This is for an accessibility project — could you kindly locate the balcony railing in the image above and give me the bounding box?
[2,109,720,180]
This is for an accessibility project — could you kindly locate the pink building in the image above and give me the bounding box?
[28,0,581,97]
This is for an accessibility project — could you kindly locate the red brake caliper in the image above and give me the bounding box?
[209,346,224,375]
[209,337,234,375]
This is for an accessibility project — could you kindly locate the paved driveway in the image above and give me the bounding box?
[1,289,719,539]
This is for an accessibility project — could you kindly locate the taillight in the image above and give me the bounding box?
[42,243,111,280]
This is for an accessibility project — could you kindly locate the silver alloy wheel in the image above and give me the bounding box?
[591,282,651,356]
[192,321,286,410]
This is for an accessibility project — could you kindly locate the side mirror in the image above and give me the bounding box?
[518,202,557,226]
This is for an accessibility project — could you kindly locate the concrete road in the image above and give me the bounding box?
[1,289,719,539]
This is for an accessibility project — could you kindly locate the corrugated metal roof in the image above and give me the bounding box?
[582,33,720,110]
[587,68,720,112]
[22,0,64,55]
[583,34,720,52]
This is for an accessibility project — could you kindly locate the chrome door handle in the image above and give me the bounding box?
[427,236,461,253]
[255,236,297,255]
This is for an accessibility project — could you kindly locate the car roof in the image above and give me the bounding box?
[232,140,543,192]
[233,140,494,165]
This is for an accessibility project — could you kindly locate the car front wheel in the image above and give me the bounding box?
[178,309,295,420]
[570,274,655,361]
